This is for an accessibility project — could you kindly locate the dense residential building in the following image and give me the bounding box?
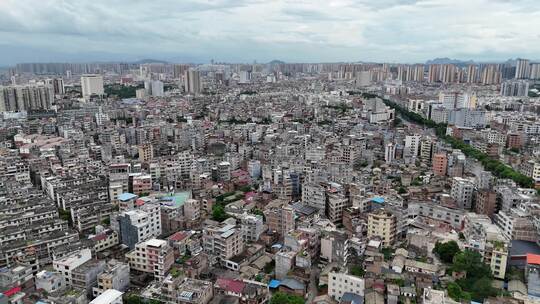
[367,209,397,247]
[125,238,174,280]
[264,206,295,237]
[450,177,475,209]
[202,222,244,268]
[117,202,162,249]
[328,272,365,301]
[52,248,92,286]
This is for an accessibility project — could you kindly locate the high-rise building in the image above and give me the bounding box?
[173,64,190,79]
[448,109,486,128]
[150,80,164,97]
[515,58,531,79]
[125,238,174,280]
[432,153,447,176]
[500,80,530,97]
[240,214,264,242]
[451,177,475,209]
[0,84,54,112]
[144,80,164,97]
[202,222,244,267]
[138,143,154,162]
[356,71,371,87]
[117,202,162,249]
[440,64,456,83]
[404,135,421,158]
[45,78,65,95]
[264,206,295,237]
[427,64,441,83]
[81,74,104,100]
[466,65,478,83]
[412,64,424,82]
[385,142,396,164]
[420,137,436,162]
[475,190,497,218]
[239,70,251,84]
[184,69,201,94]
[367,209,397,247]
[530,63,540,80]
[480,64,502,85]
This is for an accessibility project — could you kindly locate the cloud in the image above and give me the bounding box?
[0,0,539,64]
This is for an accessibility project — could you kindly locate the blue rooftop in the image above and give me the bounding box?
[118,193,137,201]
[268,279,281,288]
[158,191,191,208]
[371,197,385,204]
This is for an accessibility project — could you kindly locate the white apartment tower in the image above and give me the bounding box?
[451,177,475,209]
[184,70,201,94]
[81,74,104,100]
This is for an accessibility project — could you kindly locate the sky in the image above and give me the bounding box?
[0,0,539,65]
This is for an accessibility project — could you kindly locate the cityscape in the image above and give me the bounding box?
[2,1,540,304]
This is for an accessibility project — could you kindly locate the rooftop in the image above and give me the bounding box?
[89,289,123,304]
[118,193,137,201]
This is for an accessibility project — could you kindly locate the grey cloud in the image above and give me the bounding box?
[0,0,539,64]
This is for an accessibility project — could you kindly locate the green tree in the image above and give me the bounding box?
[350,264,365,277]
[450,250,497,301]
[433,241,461,264]
[124,294,143,304]
[270,292,305,304]
[212,204,229,222]
[452,250,491,278]
[447,282,471,302]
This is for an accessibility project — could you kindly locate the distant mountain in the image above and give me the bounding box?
[268,60,286,65]
[133,58,168,64]
[425,57,475,65]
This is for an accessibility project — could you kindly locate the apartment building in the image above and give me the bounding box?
[125,238,174,280]
[367,209,397,247]
[202,223,244,268]
[92,260,130,297]
[52,248,92,286]
[240,214,264,242]
[264,206,295,237]
[117,202,161,249]
[450,177,475,209]
[328,272,365,301]
[432,153,447,176]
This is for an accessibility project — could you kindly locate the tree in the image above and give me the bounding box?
[471,277,497,301]
[350,264,365,277]
[447,282,471,302]
[379,95,534,188]
[452,250,491,278]
[124,294,143,304]
[270,292,305,304]
[433,241,461,264]
[212,204,229,222]
[264,260,275,274]
[450,250,497,301]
